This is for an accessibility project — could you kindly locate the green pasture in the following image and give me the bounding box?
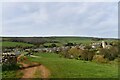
[53,37,93,44]
[43,43,63,47]
[1,41,34,47]
[27,53,118,78]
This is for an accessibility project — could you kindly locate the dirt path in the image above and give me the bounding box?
[19,62,50,79]
[21,66,38,78]
[18,57,50,79]
[38,65,50,78]
[30,55,39,58]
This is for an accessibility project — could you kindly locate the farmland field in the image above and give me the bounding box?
[51,37,93,44]
[0,41,34,47]
[2,37,116,46]
[1,37,119,79]
[27,53,118,78]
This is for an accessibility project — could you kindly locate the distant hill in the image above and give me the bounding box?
[2,36,117,45]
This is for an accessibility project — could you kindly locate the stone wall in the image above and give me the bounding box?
[2,53,17,64]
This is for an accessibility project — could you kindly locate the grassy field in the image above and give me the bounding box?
[2,37,117,46]
[52,37,93,44]
[0,41,34,47]
[1,64,22,79]
[2,71,17,78]
[1,37,118,79]
[43,37,106,46]
[43,43,63,47]
[27,53,118,78]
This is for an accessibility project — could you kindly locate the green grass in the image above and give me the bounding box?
[2,70,23,79]
[43,43,63,47]
[2,71,16,78]
[1,41,34,47]
[53,37,93,44]
[44,37,93,46]
[27,53,118,78]
[2,37,117,46]
[1,63,23,79]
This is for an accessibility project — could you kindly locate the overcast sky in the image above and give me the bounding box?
[1,2,118,38]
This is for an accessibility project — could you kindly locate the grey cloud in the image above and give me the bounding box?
[2,2,118,38]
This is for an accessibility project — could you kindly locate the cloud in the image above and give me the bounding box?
[0,0,119,2]
[2,2,118,38]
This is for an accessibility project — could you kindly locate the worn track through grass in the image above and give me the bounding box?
[18,55,50,79]
[20,62,50,79]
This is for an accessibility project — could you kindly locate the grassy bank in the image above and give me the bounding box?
[27,53,118,78]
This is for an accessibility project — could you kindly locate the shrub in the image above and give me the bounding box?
[92,55,108,63]
[87,51,95,61]
[2,63,20,71]
[65,43,74,46]
[17,56,27,62]
[113,58,120,63]
[50,43,57,48]
[84,45,92,50]
[99,46,118,61]
[80,50,88,60]
[60,47,96,61]
[60,50,70,58]
[68,47,80,58]
[67,48,95,61]
[79,50,95,61]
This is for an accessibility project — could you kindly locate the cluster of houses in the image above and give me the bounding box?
[91,41,112,49]
[25,44,87,53]
[1,50,21,64]
[1,41,113,64]
[1,53,17,64]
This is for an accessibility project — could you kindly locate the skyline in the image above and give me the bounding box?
[1,2,118,38]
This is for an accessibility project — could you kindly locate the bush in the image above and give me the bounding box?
[67,48,95,61]
[92,55,108,63]
[79,50,95,61]
[87,51,95,61]
[84,45,92,50]
[17,56,27,62]
[50,43,57,48]
[80,50,88,60]
[113,58,120,63]
[99,46,118,61]
[60,50,70,58]
[2,63,20,71]
[68,47,80,58]
[65,43,74,46]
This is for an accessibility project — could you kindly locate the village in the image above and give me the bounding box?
[1,40,115,65]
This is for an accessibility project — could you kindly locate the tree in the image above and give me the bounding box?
[65,43,74,46]
[51,43,57,47]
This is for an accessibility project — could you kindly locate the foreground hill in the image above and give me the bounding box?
[1,36,118,79]
[23,53,119,78]
[2,52,118,78]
